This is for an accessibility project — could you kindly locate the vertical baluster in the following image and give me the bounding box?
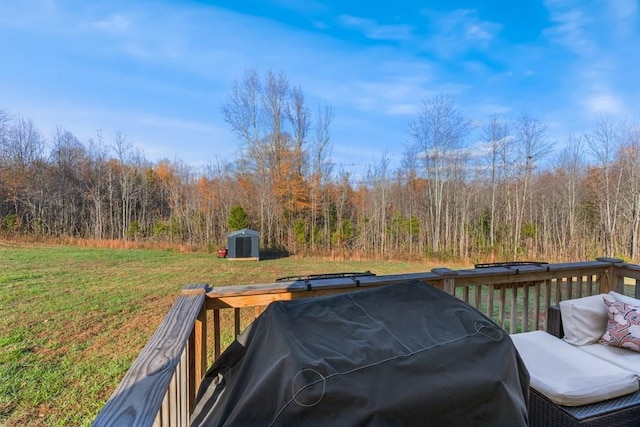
[542,279,550,332]
[234,308,241,338]
[596,274,608,294]
[180,348,188,425]
[499,285,506,330]
[160,384,169,426]
[189,304,207,411]
[214,309,221,359]
[533,281,541,331]
[510,284,517,334]
[522,283,529,333]
[168,366,177,426]
[567,277,576,299]
[577,276,583,298]
[487,284,495,322]
[175,354,182,426]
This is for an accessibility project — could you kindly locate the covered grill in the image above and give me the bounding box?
[190,280,529,426]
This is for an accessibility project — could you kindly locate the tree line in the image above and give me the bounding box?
[2,70,640,262]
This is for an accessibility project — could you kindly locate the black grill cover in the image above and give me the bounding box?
[191,281,529,426]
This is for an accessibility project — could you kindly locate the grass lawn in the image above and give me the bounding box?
[0,242,442,426]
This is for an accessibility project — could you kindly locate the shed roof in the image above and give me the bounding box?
[228,228,260,238]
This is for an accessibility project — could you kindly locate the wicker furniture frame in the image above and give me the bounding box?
[528,305,640,426]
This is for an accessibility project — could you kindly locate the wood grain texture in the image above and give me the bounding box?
[92,284,207,427]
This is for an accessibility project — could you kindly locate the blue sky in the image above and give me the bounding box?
[1,0,639,178]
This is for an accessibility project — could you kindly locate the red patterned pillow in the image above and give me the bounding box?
[599,294,640,352]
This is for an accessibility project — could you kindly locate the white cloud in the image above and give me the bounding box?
[543,1,596,55]
[474,103,512,117]
[0,0,58,28]
[584,92,623,115]
[91,14,130,33]
[418,9,502,58]
[466,24,494,43]
[337,14,414,41]
[546,11,594,54]
[298,59,437,117]
[542,1,638,126]
[387,104,422,115]
[610,0,637,20]
[463,61,490,74]
[607,0,638,37]
[269,0,328,15]
[134,115,223,134]
[311,19,329,30]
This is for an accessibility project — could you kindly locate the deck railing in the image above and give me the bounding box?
[92,257,640,426]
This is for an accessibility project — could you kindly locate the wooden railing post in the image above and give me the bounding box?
[189,301,207,413]
[431,268,457,295]
[612,262,640,298]
[596,257,625,293]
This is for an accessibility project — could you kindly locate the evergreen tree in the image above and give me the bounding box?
[228,205,249,231]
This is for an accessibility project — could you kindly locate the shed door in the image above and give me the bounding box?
[236,236,252,257]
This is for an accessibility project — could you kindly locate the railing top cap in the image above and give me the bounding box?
[202,259,630,298]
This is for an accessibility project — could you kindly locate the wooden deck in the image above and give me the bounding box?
[92,257,640,426]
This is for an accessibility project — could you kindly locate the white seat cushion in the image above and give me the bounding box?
[579,343,640,376]
[511,330,639,406]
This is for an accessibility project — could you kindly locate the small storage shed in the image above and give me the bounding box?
[227,229,260,261]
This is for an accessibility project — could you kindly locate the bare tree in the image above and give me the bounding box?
[513,112,552,255]
[111,131,141,240]
[222,69,261,150]
[310,104,333,249]
[409,94,471,253]
[362,154,391,257]
[555,134,586,257]
[0,117,45,227]
[0,109,9,145]
[481,114,510,249]
[585,115,622,256]
[1,117,44,168]
[286,86,310,176]
[399,142,421,256]
[224,69,271,245]
[331,169,355,253]
[222,68,318,248]
[0,109,10,217]
[617,122,640,259]
[85,131,109,239]
[50,127,87,235]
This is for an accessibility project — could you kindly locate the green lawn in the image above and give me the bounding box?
[0,243,439,426]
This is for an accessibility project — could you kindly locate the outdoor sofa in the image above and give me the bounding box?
[511,291,640,426]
